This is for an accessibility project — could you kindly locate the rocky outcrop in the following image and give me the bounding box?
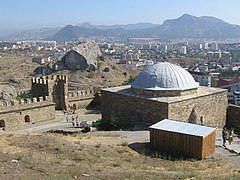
[62,40,101,71]
[0,84,17,104]
[34,41,101,75]
[62,50,89,70]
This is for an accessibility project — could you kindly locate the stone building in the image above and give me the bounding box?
[0,75,95,131]
[32,75,68,110]
[101,62,228,130]
[0,90,55,131]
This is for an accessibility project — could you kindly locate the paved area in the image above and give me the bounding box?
[216,129,240,154]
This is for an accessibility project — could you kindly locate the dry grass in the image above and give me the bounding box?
[0,133,239,180]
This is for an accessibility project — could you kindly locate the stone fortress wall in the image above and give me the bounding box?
[31,74,68,110]
[101,86,228,130]
[67,89,94,109]
[0,94,55,131]
[226,104,240,132]
[101,90,168,129]
[0,74,95,131]
[168,91,227,128]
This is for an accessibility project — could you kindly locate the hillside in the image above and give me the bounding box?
[33,41,138,88]
[4,14,240,42]
[48,14,240,41]
[155,14,240,39]
[0,131,239,179]
[2,27,61,41]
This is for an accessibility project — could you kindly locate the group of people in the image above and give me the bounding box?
[222,126,235,147]
[66,114,91,133]
[66,115,80,127]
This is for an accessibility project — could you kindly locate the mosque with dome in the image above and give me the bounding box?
[101,62,228,130]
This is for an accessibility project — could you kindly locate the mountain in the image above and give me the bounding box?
[2,27,61,41]
[2,22,159,41]
[4,14,240,41]
[48,25,129,41]
[49,14,240,41]
[153,14,240,39]
[77,22,159,30]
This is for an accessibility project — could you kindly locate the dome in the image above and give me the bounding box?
[131,62,199,91]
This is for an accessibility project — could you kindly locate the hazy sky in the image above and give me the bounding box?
[1,0,240,36]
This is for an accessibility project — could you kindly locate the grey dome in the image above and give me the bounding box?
[131,62,199,90]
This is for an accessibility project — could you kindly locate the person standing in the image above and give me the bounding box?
[228,127,235,145]
[222,126,228,147]
[72,116,75,127]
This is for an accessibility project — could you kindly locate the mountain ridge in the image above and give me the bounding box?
[3,14,240,41]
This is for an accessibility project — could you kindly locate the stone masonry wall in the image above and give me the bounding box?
[0,102,55,131]
[101,88,227,130]
[168,91,228,128]
[67,89,95,109]
[32,75,68,110]
[133,88,197,97]
[101,90,168,129]
[68,97,94,109]
[226,104,240,132]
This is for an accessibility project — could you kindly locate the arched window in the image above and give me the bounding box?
[0,120,5,128]
[25,115,30,123]
[73,103,77,110]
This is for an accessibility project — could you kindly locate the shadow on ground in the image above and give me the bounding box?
[84,109,101,114]
[128,142,197,161]
[128,142,150,154]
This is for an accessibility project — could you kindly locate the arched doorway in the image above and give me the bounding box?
[73,103,77,110]
[0,120,5,128]
[73,103,77,114]
[24,115,30,123]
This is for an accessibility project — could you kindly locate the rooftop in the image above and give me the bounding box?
[102,85,227,104]
[131,62,199,91]
[149,119,216,137]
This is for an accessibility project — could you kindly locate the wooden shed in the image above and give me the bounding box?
[149,119,216,159]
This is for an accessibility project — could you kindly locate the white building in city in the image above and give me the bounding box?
[188,71,211,87]
[233,91,240,105]
[211,43,219,51]
[179,46,187,54]
[204,43,209,50]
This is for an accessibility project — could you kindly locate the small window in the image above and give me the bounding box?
[0,120,5,128]
[25,115,30,123]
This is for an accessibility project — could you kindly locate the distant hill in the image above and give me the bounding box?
[77,22,159,30]
[4,14,240,41]
[152,14,240,39]
[2,27,61,41]
[49,14,240,41]
[48,25,129,42]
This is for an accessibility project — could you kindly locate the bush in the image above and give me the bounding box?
[103,67,110,72]
[100,117,120,130]
[86,71,94,78]
[97,55,105,61]
[16,91,32,100]
[122,76,136,85]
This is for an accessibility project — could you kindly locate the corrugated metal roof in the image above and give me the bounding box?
[149,119,215,137]
[131,62,199,91]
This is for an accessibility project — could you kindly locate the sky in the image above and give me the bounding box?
[1,0,240,37]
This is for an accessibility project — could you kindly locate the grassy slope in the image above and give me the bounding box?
[0,133,239,180]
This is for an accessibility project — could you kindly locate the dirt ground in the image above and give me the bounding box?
[0,51,139,92]
[0,132,240,180]
[1,109,240,180]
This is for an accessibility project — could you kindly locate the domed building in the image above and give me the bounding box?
[131,62,199,96]
[101,62,228,130]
